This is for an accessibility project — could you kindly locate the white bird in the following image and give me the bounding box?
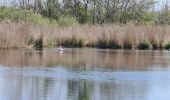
[58,46,63,51]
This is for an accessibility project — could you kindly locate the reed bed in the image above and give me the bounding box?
[1,22,170,50]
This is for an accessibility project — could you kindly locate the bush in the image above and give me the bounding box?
[0,7,50,25]
[138,41,150,50]
[163,42,170,50]
[57,16,78,27]
[150,42,163,50]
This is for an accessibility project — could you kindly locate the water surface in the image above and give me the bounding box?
[0,48,170,100]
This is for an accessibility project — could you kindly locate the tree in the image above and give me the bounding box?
[156,1,170,25]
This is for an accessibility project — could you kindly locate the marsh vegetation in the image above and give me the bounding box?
[1,22,170,50]
[0,0,170,50]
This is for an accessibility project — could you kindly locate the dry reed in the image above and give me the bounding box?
[0,22,170,50]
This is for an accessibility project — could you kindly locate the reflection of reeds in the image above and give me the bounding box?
[1,22,170,49]
[0,49,168,71]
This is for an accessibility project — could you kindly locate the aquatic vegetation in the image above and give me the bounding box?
[0,22,170,50]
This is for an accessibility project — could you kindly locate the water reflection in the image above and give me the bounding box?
[0,69,149,100]
[0,48,170,100]
[0,48,169,71]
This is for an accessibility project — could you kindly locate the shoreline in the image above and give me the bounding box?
[0,46,169,51]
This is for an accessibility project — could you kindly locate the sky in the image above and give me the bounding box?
[155,0,169,10]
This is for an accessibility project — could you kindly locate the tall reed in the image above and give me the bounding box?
[0,22,170,50]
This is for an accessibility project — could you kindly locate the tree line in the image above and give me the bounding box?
[1,0,170,25]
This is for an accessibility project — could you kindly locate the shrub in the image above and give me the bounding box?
[57,16,79,27]
[0,7,50,25]
[138,41,150,50]
[150,42,163,50]
[163,42,170,50]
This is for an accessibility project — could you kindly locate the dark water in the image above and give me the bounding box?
[0,48,170,100]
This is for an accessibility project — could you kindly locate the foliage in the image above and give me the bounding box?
[139,12,157,25]
[138,41,150,50]
[163,42,170,50]
[0,0,165,25]
[0,7,50,25]
[156,6,170,25]
[57,16,78,26]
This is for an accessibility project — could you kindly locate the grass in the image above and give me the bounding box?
[1,22,170,50]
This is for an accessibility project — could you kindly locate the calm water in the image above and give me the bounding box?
[0,48,170,100]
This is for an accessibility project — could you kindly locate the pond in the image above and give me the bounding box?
[0,48,170,100]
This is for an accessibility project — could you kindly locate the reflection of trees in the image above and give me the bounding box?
[90,81,147,100]
[67,80,148,100]
[0,71,149,100]
[0,73,55,100]
[78,80,91,100]
[0,49,167,100]
[100,82,147,100]
[67,80,92,100]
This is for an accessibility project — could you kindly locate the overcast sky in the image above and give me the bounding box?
[155,0,169,10]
